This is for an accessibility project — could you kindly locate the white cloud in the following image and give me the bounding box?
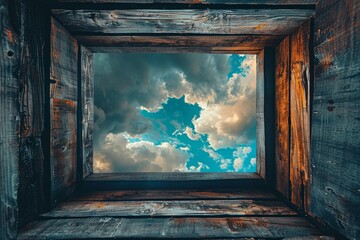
[180,146,190,152]
[233,146,252,158]
[220,159,231,170]
[94,133,191,173]
[192,55,257,150]
[183,126,201,141]
[233,158,244,172]
[202,147,221,160]
[187,162,210,172]
[250,158,256,166]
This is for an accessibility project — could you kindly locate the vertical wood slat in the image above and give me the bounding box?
[17,1,50,227]
[256,50,265,180]
[0,0,20,239]
[79,46,94,178]
[289,21,311,211]
[310,0,360,238]
[50,17,79,206]
[275,37,290,198]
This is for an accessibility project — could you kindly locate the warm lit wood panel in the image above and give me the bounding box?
[289,21,311,211]
[275,36,290,198]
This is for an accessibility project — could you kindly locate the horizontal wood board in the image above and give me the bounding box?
[52,0,316,5]
[41,199,297,218]
[51,9,314,35]
[76,35,282,53]
[72,189,276,201]
[19,217,322,239]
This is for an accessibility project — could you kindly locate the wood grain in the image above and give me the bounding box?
[82,172,263,190]
[52,0,316,5]
[42,199,296,217]
[76,35,281,53]
[275,36,290,198]
[72,189,276,201]
[289,21,311,211]
[50,17,79,206]
[51,9,314,35]
[310,0,360,239]
[17,0,49,227]
[18,217,322,239]
[256,50,265,180]
[79,46,94,178]
[0,0,20,238]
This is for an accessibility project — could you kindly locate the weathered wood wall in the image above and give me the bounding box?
[1,0,50,238]
[310,0,360,238]
[79,46,94,178]
[256,50,265,180]
[0,0,21,239]
[17,1,50,228]
[50,17,79,206]
[274,21,311,211]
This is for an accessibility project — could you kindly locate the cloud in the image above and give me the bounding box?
[250,158,256,166]
[202,147,221,160]
[193,56,257,150]
[183,126,201,141]
[94,133,191,172]
[187,162,210,172]
[233,158,244,172]
[220,159,231,170]
[233,146,252,158]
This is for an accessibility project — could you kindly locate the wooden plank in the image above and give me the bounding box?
[256,50,265,180]
[50,17,79,206]
[51,9,314,35]
[289,21,311,211]
[72,189,276,201]
[17,0,49,227]
[310,0,360,239]
[76,35,282,53]
[88,46,261,54]
[42,199,296,218]
[52,0,316,5]
[274,36,290,198]
[79,46,94,178]
[0,0,20,238]
[82,173,264,190]
[18,217,322,239]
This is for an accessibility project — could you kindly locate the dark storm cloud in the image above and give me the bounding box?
[93,53,231,148]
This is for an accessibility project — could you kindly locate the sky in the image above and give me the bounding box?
[93,53,257,173]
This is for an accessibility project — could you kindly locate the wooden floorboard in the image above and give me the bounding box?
[71,189,276,201]
[41,199,296,218]
[81,173,263,190]
[18,217,322,239]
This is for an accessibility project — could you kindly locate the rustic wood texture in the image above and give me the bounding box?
[275,36,290,198]
[0,0,20,238]
[51,9,314,36]
[79,46,94,178]
[52,0,316,5]
[256,50,265,180]
[310,0,360,239]
[42,199,296,218]
[76,35,281,53]
[72,189,276,201]
[83,172,263,190]
[289,21,311,211]
[50,17,79,206]
[18,216,322,239]
[17,0,50,228]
